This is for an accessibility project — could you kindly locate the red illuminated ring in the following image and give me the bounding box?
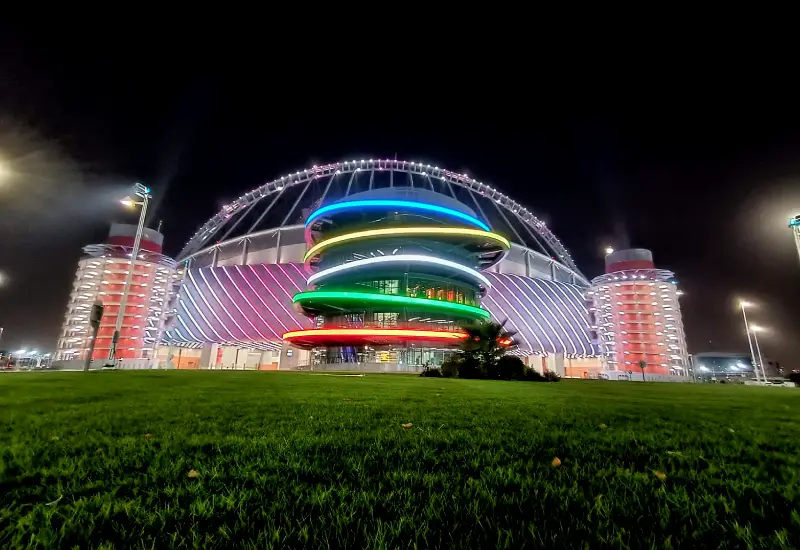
[282,328,468,347]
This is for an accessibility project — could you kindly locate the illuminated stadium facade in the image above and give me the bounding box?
[156,159,687,378]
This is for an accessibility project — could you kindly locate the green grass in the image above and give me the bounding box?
[1,372,799,549]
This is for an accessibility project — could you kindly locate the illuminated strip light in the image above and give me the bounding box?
[234,265,292,334]
[172,328,192,342]
[306,200,491,232]
[304,227,510,262]
[307,255,491,290]
[211,267,275,341]
[483,287,538,351]
[198,268,249,340]
[248,265,300,330]
[561,282,600,340]
[530,278,583,355]
[185,272,236,341]
[293,291,491,319]
[533,278,591,356]
[534,278,590,356]
[492,275,558,352]
[178,298,212,341]
[283,328,468,342]
[260,263,298,303]
[279,263,307,292]
[506,276,571,354]
[224,267,284,338]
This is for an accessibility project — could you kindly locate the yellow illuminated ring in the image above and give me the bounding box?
[303,227,511,262]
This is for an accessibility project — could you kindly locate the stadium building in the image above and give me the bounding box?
[153,159,687,378]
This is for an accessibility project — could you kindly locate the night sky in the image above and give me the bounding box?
[1,30,799,368]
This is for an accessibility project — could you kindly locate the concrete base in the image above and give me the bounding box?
[597,370,691,382]
[50,359,153,370]
[307,362,423,374]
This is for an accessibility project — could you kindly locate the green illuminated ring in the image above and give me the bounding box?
[303,226,511,262]
[293,290,491,320]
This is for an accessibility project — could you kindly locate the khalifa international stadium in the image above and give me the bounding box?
[151,158,688,379]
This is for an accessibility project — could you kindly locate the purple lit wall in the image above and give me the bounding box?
[484,273,599,356]
[164,263,599,356]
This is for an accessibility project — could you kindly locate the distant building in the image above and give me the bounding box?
[55,224,181,364]
[692,352,783,379]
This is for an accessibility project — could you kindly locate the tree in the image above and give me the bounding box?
[638,359,647,382]
[459,319,516,379]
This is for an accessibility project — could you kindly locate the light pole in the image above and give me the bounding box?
[109,183,151,362]
[739,300,760,383]
[750,324,768,382]
[1,271,5,351]
[789,216,800,266]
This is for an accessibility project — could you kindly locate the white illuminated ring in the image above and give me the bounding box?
[307,254,492,291]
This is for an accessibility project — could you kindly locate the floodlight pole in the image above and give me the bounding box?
[752,330,767,382]
[84,300,104,371]
[740,306,760,383]
[790,216,800,266]
[109,184,150,363]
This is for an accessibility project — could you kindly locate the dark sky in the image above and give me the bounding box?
[1,29,799,367]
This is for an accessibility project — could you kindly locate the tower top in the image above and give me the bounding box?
[605,248,654,273]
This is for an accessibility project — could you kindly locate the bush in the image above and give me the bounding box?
[457,355,486,379]
[522,368,561,382]
[490,356,526,380]
[440,357,460,378]
[419,366,442,378]
[543,371,561,382]
[789,372,800,386]
[432,351,557,383]
[524,368,546,382]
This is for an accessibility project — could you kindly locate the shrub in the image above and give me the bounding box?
[522,369,561,382]
[491,355,526,380]
[524,368,546,382]
[788,372,800,386]
[440,357,460,378]
[457,355,486,379]
[419,367,442,378]
[543,371,561,382]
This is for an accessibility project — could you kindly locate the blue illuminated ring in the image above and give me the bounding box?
[305,199,491,232]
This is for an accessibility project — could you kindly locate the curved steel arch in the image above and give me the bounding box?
[177,159,582,274]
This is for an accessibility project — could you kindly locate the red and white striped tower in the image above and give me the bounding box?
[55,224,181,363]
[589,249,689,377]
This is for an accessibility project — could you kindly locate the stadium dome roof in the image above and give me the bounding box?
[178,158,583,278]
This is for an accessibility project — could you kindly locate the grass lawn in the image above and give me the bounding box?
[1,372,799,549]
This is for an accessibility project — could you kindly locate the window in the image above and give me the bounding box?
[373,312,399,327]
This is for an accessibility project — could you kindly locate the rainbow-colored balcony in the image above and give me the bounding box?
[283,188,509,365]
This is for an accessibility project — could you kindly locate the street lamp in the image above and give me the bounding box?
[789,215,800,266]
[750,324,768,382]
[604,246,614,255]
[738,300,761,383]
[108,183,151,362]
